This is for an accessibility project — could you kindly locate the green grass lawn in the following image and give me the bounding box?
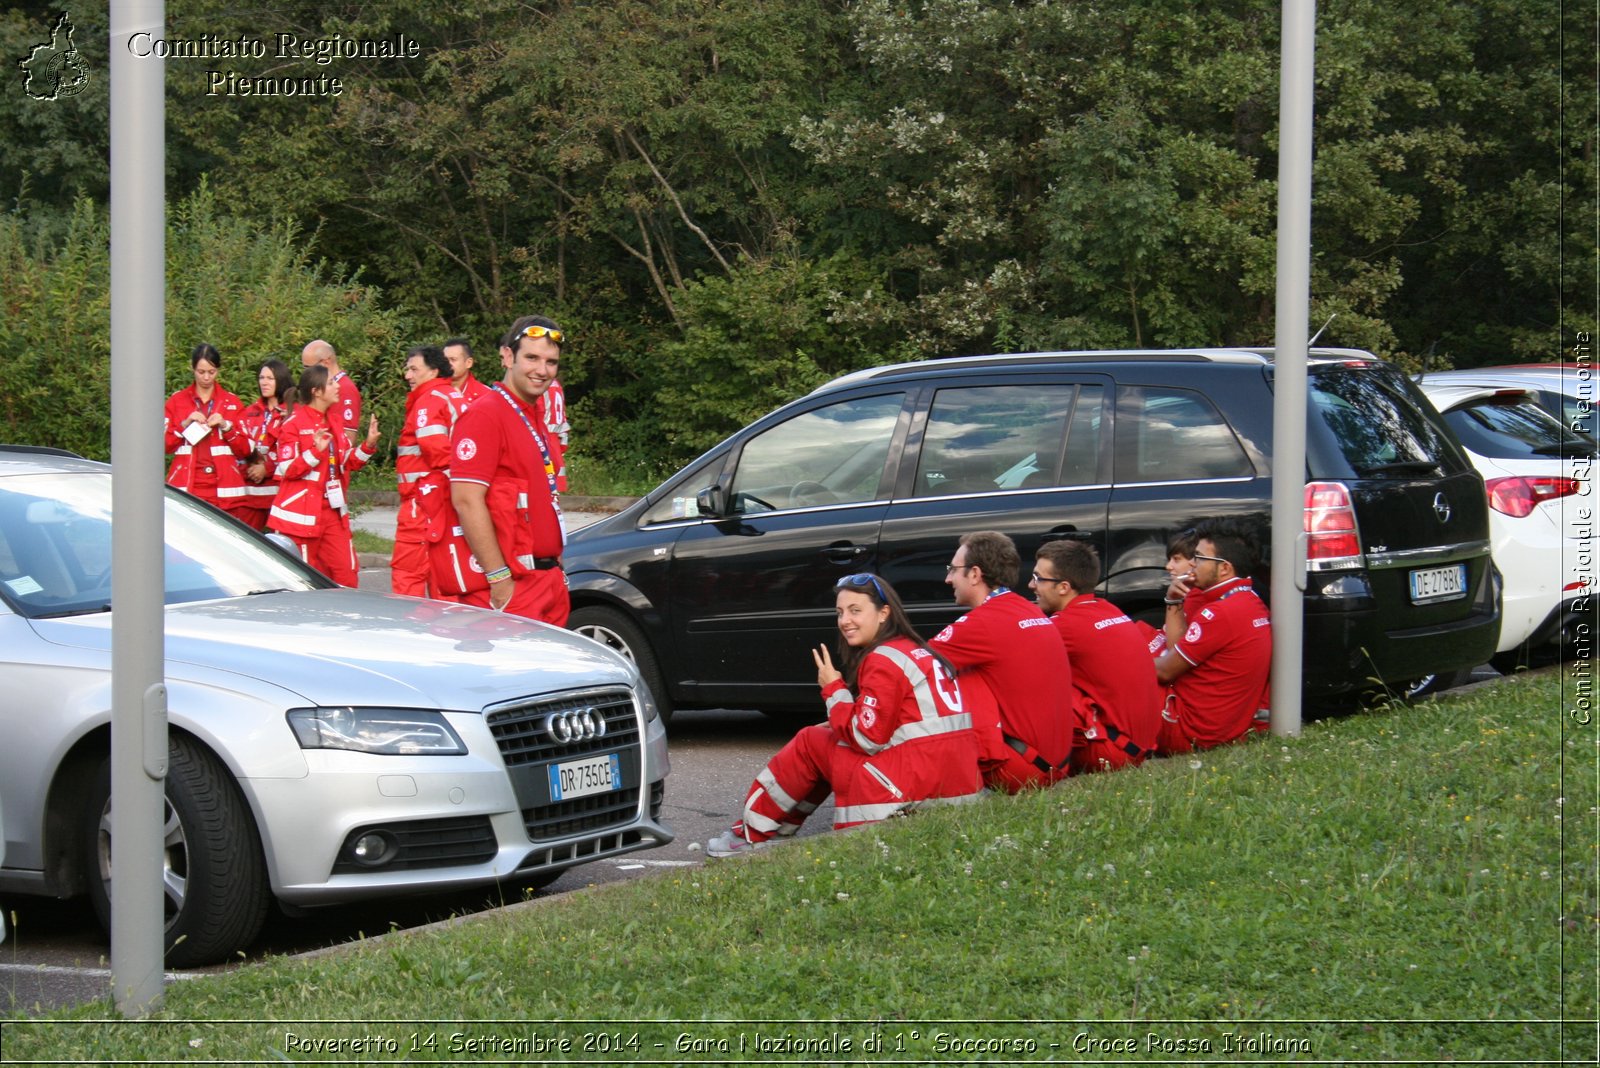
[4,669,1594,1063]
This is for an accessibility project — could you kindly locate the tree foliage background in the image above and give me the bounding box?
[1,0,1591,475]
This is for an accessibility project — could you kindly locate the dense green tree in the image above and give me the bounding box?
[0,0,1580,474]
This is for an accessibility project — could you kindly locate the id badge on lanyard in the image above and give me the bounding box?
[321,426,347,514]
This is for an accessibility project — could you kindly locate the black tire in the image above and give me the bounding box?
[84,736,271,967]
[568,605,674,724]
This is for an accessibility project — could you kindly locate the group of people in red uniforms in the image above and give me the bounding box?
[162,320,572,624]
[708,521,1272,857]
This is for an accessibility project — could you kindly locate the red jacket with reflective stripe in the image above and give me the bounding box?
[820,637,981,806]
[163,385,252,503]
[397,381,461,493]
[396,380,463,538]
[268,406,375,536]
[237,401,290,504]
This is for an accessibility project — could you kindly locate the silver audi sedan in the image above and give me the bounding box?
[0,447,671,966]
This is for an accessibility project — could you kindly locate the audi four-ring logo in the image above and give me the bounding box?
[545,708,606,744]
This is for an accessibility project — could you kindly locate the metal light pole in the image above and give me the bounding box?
[1270,0,1316,737]
[109,0,169,1014]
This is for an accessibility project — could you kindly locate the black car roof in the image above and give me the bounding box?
[812,346,1383,395]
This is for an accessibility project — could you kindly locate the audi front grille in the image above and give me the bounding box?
[485,686,643,843]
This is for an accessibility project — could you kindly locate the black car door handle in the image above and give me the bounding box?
[823,543,870,564]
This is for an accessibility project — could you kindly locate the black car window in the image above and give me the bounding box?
[1309,370,1457,476]
[641,452,725,524]
[1113,386,1253,483]
[914,384,1094,496]
[728,392,904,513]
[1443,398,1595,460]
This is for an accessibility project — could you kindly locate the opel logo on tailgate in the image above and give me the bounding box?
[545,708,606,744]
[1432,492,1452,523]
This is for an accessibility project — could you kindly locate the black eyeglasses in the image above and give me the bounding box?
[944,563,974,575]
[1192,553,1228,565]
[836,573,889,602]
[1030,570,1066,585]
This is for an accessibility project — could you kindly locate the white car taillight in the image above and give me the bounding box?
[1304,481,1364,569]
[1485,475,1581,518]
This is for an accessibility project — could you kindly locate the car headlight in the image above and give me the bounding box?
[286,707,467,755]
[637,684,661,724]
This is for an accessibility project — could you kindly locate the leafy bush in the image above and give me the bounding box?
[653,252,918,459]
[0,185,417,460]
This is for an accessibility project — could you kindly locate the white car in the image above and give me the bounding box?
[1417,364,1596,434]
[1414,382,1595,670]
[0,447,671,965]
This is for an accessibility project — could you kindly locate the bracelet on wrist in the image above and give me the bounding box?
[1164,597,1183,606]
[484,566,513,583]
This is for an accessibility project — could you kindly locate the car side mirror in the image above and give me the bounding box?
[695,485,726,518]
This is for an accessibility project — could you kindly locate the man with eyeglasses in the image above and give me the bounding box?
[1153,517,1272,754]
[1031,540,1162,773]
[443,315,571,624]
[931,530,1077,791]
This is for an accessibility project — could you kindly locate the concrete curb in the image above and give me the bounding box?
[351,488,637,514]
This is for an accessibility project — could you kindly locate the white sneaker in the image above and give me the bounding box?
[705,829,770,858]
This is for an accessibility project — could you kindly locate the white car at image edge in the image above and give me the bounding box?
[0,446,671,966]
[1413,382,1596,670]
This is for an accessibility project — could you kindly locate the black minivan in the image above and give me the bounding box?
[565,349,1499,720]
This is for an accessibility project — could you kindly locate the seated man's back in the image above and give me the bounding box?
[933,531,1076,791]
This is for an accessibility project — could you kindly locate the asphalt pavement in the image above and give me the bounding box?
[350,500,618,575]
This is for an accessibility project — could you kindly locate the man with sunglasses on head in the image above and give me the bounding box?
[1031,539,1162,773]
[1153,517,1272,754]
[931,530,1078,791]
[444,315,571,625]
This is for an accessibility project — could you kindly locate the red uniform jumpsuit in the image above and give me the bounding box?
[328,370,361,442]
[541,380,570,492]
[445,383,569,625]
[267,406,376,586]
[1051,596,1163,773]
[233,400,289,531]
[730,637,982,842]
[1155,577,1272,754]
[392,380,462,597]
[163,385,252,516]
[931,590,1077,792]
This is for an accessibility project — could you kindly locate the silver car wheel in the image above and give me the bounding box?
[95,795,189,925]
[574,620,635,663]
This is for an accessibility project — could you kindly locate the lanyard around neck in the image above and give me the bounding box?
[490,384,559,497]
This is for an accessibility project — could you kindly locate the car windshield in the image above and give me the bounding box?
[0,472,325,619]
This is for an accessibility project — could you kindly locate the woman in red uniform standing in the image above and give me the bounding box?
[707,573,983,856]
[163,343,252,517]
[268,364,380,586]
[234,358,296,532]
